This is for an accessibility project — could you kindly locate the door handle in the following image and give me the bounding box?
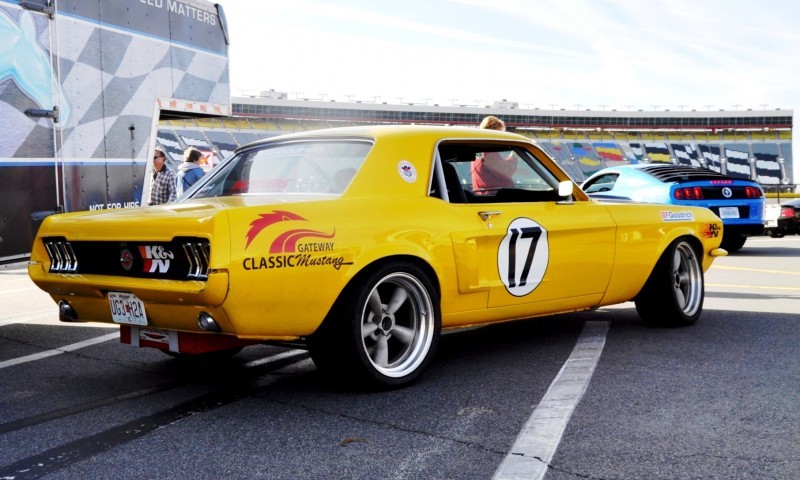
[478,211,502,221]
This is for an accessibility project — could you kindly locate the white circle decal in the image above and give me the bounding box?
[497,217,549,297]
[398,160,417,183]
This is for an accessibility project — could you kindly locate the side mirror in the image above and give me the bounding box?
[558,180,574,198]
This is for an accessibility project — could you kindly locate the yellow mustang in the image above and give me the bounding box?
[29,126,726,387]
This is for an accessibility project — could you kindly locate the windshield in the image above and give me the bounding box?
[189,139,372,199]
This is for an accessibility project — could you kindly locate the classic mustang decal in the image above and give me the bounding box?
[244,211,347,271]
[498,217,549,297]
[661,211,695,222]
[243,254,347,270]
[246,210,307,248]
[138,245,174,273]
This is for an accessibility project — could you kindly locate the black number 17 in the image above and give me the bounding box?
[507,226,542,288]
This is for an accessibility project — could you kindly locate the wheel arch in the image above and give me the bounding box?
[634,234,705,326]
[634,232,703,296]
[310,254,441,337]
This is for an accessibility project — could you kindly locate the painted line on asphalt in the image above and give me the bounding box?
[0,354,311,480]
[494,320,609,480]
[707,283,800,292]
[0,332,118,369]
[711,265,800,275]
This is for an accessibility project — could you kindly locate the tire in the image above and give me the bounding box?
[635,239,704,327]
[767,230,785,238]
[307,261,441,389]
[720,234,747,253]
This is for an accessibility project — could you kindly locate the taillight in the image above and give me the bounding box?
[779,207,794,219]
[745,186,763,198]
[43,238,78,273]
[182,240,210,280]
[674,187,704,200]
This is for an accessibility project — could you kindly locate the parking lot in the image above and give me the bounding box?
[1,235,799,479]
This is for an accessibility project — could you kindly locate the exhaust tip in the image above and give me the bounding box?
[197,312,221,332]
[58,300,78,322]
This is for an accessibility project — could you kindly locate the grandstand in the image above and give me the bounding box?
[155,93,795,190]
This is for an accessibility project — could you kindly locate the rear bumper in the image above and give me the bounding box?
[28,264,233,332]
[120,325,260,353]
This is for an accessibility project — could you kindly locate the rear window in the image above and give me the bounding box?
[189,140,372,198]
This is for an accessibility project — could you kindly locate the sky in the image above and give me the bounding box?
[221,0,799,112]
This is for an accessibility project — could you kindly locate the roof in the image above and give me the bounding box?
[239,124,534,150]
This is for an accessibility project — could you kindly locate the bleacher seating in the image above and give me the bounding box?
[221,118,245,129]
[205,131,240,160]
[671,144,702,167]
[643,142,671,163]
[194,118,218,129]
[593,142,627,167]
[157,113,793,185]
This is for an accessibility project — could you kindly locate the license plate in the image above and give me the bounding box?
[109,292,148,326]
[718,207,740,219]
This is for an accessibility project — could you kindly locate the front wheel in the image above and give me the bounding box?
[635,239,704,327]
[308,262,441,388]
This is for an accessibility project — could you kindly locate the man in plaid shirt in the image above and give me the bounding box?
[148,148,177,205]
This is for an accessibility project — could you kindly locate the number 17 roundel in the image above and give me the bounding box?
[497,217,549,297]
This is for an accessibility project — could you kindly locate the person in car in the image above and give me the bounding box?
[471,116,517,193]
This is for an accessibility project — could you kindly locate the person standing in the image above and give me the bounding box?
[177,147,205,196]
[471,116,517,193]
[148,148,177,205]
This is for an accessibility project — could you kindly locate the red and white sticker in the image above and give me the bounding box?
[497,217,549,297]
[398,160,417,183]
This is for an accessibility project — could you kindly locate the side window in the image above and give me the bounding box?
[582,173,619,194]
[433,142,563,204]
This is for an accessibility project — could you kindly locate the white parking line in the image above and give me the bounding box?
[494,320,609,480]
[0,332,118,369]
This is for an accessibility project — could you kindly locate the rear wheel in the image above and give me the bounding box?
[635,239,704,327]
[308,262,440,388]
[767,230,785,238]
[720,233,747,252]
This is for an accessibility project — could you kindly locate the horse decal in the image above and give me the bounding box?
[0,9,70,127]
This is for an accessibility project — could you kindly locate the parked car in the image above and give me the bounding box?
[582,164,765,252]
[764,198,800,237]
[28,126,726,388]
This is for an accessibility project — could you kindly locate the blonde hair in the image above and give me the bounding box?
[479,115,506,131]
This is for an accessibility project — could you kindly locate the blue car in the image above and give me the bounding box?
[582,164,765,252]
